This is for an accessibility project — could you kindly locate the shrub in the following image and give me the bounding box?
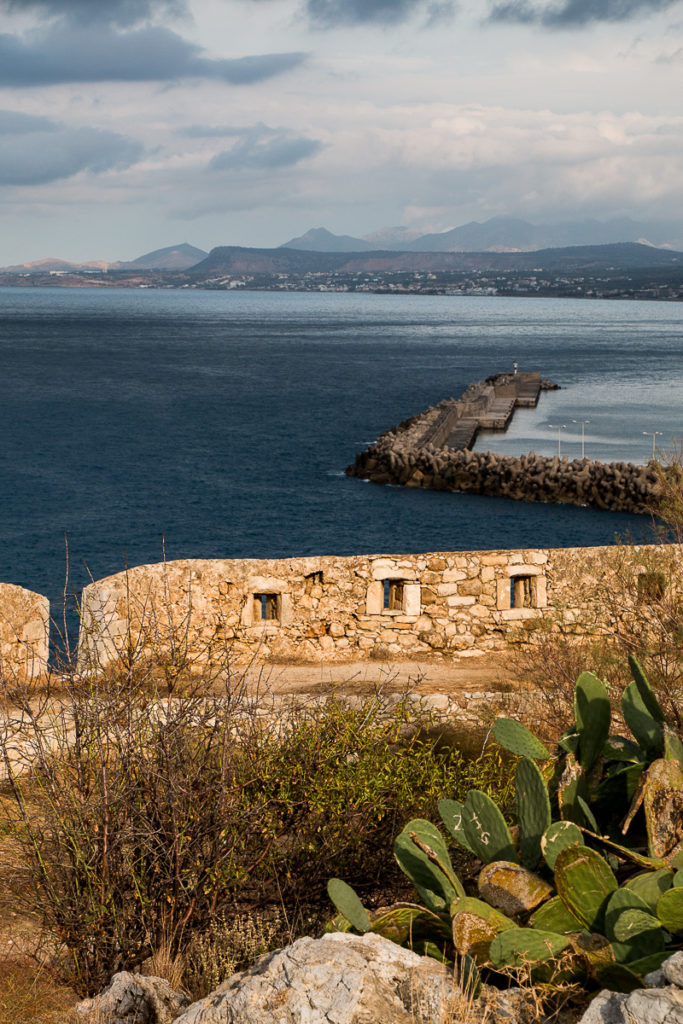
[0,650,510,997]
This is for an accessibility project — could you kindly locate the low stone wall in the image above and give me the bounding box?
[0,583,50,681]
[76,543,674,669]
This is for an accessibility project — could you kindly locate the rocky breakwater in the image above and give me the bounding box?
[347,402,662,515]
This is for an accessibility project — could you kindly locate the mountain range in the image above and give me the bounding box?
[281,216,683,254]
[191,241,683,277]
[5,216,683,276]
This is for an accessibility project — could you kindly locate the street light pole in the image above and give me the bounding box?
[643,431,663,461]
[572,419,590,460]
[549,424,567,458]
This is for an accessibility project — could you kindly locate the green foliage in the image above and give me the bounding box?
[394,819,464,911]
[574,671,611,771]
[516,758,551,869]
[327,879,370,933]
[656,887,683,934]
[462,790,518,865]
[489,928,571,969]
[554,845,617,932]
[541,821,584,871]
[0,674,510,998]
[327,657,683,997]
[493,718,550,760]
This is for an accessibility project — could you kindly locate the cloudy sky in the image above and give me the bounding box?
[1,0,683,262]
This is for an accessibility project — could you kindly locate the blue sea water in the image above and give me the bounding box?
[0,286,681,621]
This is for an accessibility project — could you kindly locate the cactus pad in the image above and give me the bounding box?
[541,820,584,871]
[641,759,683,861]
[530,895,582,933]
[327,879,371,933]
[557,753,587,826]
[489,927,571,969]
[394,823,463,912]
[663,725,683,767]
[622,681,663,760]
[369,903,449,945]
[462,790,518,864]
[603,735,644,763]
[493,717,550,760]
[554,845,618,931]
[656,886,683,935]
[478,861,553,917]
[624,868,674,911]
[450,897,514,959]
[574,671,611,770]
[438,799,474,854]
[516,757,551,869]
[628,655,665,722]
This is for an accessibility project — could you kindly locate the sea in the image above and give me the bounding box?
[1,286,681,631]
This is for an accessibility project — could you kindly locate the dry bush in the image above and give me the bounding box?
[0,585,511,998]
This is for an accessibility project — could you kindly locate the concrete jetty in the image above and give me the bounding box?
[346,371,662,515]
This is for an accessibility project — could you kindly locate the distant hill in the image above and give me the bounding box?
[0,242,208,274]
[191,241,683,278]
[121,243,208,271]
[280,227,374,252]
[278,216,683,254]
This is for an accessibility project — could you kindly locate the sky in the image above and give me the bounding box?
[1,0,683,263]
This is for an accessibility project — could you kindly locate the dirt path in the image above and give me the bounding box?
[251,654,513,696]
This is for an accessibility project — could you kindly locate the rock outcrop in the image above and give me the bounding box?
[174,932,522,1024]
[580,951,683,1023]
[75,971,191,1024]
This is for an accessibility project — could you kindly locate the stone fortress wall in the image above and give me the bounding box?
[0,583,50,680]
[74,542,674,670]
[0,542,675,679]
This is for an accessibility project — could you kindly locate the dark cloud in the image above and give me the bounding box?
[0,0,187,27]
[305,0,456,26]
[207,125,323,171]
[0,24,307,86]
[488,0,679,26]
[0,109,143,185]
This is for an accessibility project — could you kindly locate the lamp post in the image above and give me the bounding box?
[643,431,663,461]
[572,419,590,460]
[549,423,567,458]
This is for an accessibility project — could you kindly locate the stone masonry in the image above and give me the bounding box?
[0,582,50,681]
[75,543,676,669]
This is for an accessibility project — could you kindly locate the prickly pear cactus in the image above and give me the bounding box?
[492,718,550,760]
[477,861,552,917]
[489,928,571,970]
[327,879,370,933]
[574,671,611,771]
[325,655,683,996]
[554,845,618,931]
[462,790,518,864]
[515,757,551,868]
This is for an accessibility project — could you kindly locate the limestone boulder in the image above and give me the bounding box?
[75,971,191,1024]
[174,932,502,1024]
[579,951,683,1024]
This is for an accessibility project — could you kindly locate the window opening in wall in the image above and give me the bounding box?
[510,575,535,609]
[383,579,405,611]
[304,571,324,593]
[254,593,279,621]
[638,571,666,603]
